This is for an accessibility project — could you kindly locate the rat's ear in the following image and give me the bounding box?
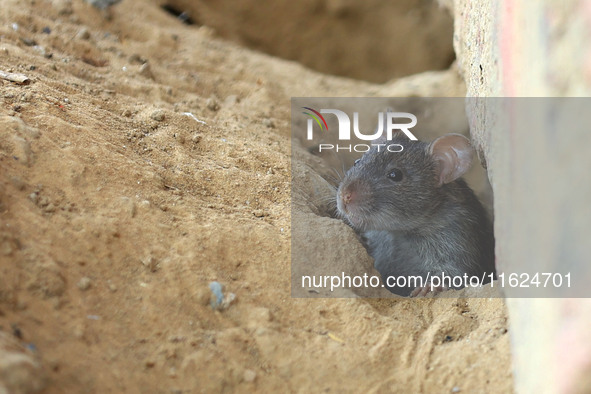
[428,133,474,185]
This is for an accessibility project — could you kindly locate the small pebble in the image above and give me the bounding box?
[195,286,212,306]
[139,62,154,79]
[208,282,236,310]
[12,325,22,339]
[253,209,265,217]
[243,369,256,383]
[224,95,238,106]
[84,0,122,9]
[128,54,146,64]
[206,98,219,111]
[209,282,224,308]
[20,37,37,46]
[77,28,91,40]
[150,109,165,121]
[54,0,73,15]
[73,324,84,338]
[77,277,92,290]
[141,256,158,272]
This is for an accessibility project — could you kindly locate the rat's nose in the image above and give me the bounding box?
[341,188,356,205]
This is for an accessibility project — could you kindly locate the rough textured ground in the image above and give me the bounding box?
[0,0,512,392]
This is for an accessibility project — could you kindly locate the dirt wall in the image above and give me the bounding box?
[451,0,591,392]
[0,0,513,393]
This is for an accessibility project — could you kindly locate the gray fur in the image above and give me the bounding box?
[336,133,495,296]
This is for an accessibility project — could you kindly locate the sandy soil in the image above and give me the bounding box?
[0,0,512,392]
[160,0,455,83]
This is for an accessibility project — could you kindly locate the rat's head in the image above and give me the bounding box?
[336,133,474,232]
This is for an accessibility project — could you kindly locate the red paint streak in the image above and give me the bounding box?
[499,0,516,96]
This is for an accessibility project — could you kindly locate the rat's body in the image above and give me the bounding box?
[336,133,495,296]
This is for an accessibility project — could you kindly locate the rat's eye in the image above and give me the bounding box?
[388,169,403,182]
[354,159,361,166]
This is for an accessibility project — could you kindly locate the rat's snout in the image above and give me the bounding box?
[337,178,370,215]
[337,178,372,230]
[341,188,357,205]
[337,178,373,229]
[338,184,358,210]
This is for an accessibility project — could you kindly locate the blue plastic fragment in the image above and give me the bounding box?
[209,281,224,309]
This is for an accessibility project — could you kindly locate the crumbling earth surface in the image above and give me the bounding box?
[0,0,512,392]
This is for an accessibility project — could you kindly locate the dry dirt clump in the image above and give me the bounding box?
[0,0,512,392]
[157,0,455,83]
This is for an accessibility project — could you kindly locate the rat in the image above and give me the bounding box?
[336,132,495,297]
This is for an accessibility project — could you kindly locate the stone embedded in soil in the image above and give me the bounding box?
[144,359,156,368]
[150,109,165,121]
[224,95,238,106]
[141,256,159,272]
[0,332,45,393]
[206,98,219,111]
[107,281,117,292]
[54,0,73,15]
[138,63,154,79]
[77,277,92,291]
[195,286,212,306]
[84,0,122,9]
[118,197,136,218]
[77,27,91,40]
[252,209,266,217]
[243,369,256,383]
[262,118,275,128]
